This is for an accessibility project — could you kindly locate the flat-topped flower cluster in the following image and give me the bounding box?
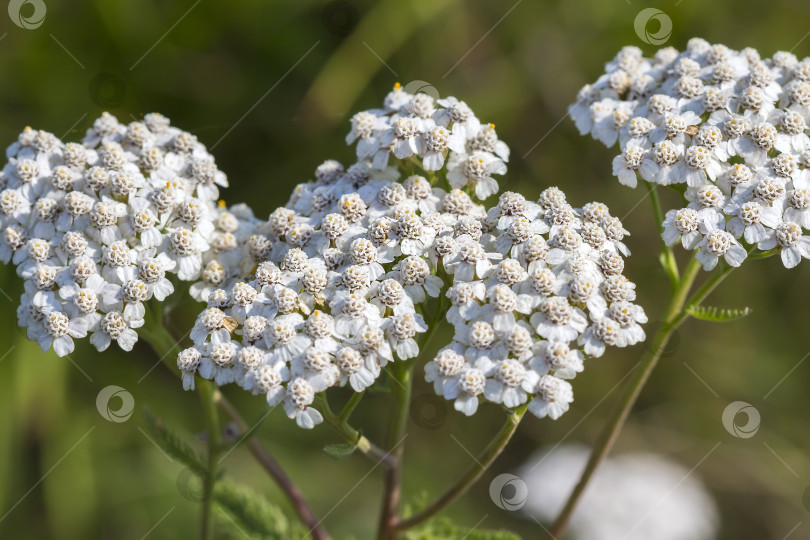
[571,38,810,270]
[175,86,646,428]
[1,112,233,356]
[0,86,647,429]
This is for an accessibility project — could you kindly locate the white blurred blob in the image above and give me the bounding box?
[518,444,720,540]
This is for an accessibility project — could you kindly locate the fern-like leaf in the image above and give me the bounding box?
[141,407,206,473]
[687,305,752,322]
[142,408,306,539]
[213,479,306,539]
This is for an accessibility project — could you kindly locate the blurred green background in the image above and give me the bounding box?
[1,0,809,538]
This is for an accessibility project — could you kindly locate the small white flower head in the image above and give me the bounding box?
[529,375,574,420]
[177,347,202,390]
[284,377,324,429]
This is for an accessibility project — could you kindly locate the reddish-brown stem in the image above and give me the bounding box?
[216,393,329,540]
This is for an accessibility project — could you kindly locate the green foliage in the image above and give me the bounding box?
[687,305,752,322]
[404,517,521,540]
[213,479,307,539]
[144,408,305,538]
[323,440,358,460]
[141,407,206,473]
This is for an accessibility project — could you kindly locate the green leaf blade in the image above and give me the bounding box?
[323,441,358,460]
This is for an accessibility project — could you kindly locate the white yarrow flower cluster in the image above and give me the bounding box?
[348,83,509,200]
[2,112,227,356]
[176,89,645,428]
[571,39,810,269]
[427,190,645,420]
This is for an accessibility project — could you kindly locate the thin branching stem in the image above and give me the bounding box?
[376,361,413,540]
[337,391,366,424]
[549,257,702,536]
[646,181,680,288]
[377,292,447,538]
[215,393,329,540]
[139,316,328,539]
[198,380,220,540]
[315,394,393,466]
[550,254,751,538]
[140,310,221,540]
[395,404,528,532]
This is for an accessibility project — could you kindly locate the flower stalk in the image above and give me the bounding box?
[139,316,328,539]
[549,255,716,536]
[215,392,329,540]
[141,311,222,539]
[395,403,527,532]
[646,181,680,288]
[376,361,413,540]
[316,394,394,467]
[197,379,220,540]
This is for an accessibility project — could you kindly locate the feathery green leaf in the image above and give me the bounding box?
[687,304,752,322]
[141,407,205,473]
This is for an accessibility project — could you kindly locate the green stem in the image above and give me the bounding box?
[139,325,182,377]
[748,248,777,260]
[198,379,220,540]
[138,314,327,538]
[395,404,528,532]
[673,263,736,327]
[376,361,413,540]
[549,257,702,537]
[315,394,393,467]
[338,391,365,425]
[140,311,219,540]
[646,181,679,287]
[376,301,448,539]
